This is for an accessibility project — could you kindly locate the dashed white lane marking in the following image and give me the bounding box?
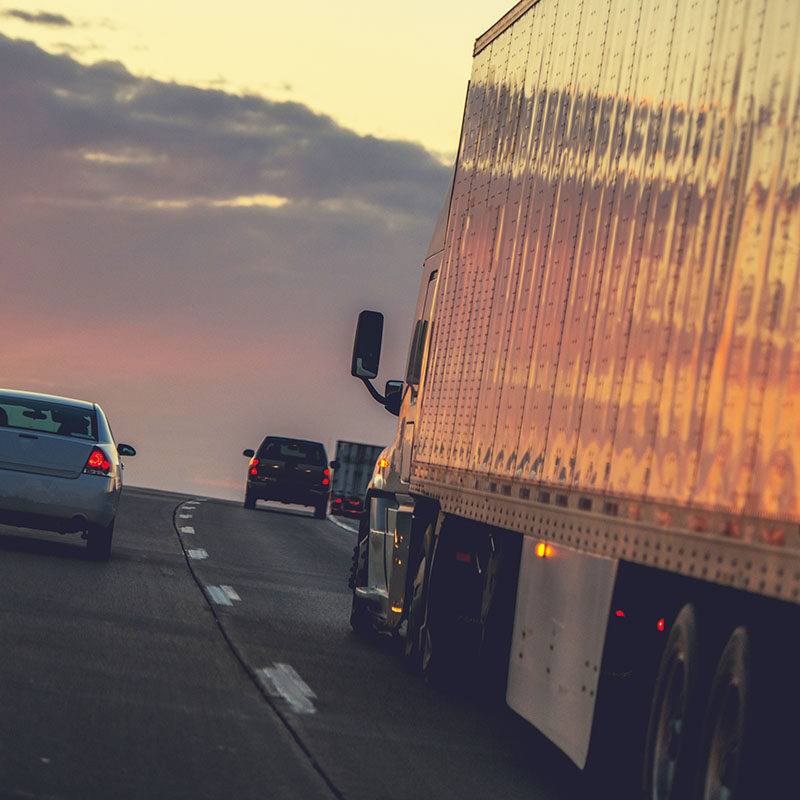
[179,526,195,534]
[178,514,193,519]
[259,663,317,714]
[206,585,231,605]
[187,548,208,560]
[220,585,241,601]
[205,585,241,605]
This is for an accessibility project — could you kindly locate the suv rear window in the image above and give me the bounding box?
[0,395,98,441]
[257,438,326,466]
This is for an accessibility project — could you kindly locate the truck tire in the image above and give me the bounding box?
[418,526,473,689]
[694,626,754,799]
[404,554,427,673]
[642,604,706,800]
[86,519,114,562]
[348,516,373,636]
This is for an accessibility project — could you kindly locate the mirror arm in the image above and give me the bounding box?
[360,377,387,405]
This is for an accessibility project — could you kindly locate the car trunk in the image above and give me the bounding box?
[0,428,93,479]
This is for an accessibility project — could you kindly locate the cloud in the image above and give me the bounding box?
[3,9,72,26]
[0,33,452,498]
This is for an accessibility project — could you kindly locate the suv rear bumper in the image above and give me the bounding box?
[246,479,328,507]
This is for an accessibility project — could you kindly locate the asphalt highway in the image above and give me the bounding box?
[0,487,584,799]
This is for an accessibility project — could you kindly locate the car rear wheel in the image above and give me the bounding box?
[86,519,114,561]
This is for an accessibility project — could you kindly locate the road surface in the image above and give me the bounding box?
[0,487,584,799]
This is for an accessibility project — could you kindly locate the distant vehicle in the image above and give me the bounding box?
[0,389,136,560]
[242,437,337,519]
[330,441,385,516]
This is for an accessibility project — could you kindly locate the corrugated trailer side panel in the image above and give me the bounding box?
[492,8,549,468]
[451,31,511,472]
[645,0,730,508]
[471,16,532,476]
[418,46,490,469]
[754,1,800,521]
[538,0,611,488]
[569,0,652,497]
[693,0,800,520]
[515,1,588,484]
[415,0,800,533]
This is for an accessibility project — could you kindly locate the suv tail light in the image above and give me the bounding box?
[322,467,330,486]
[249,457,259,475]
[83,447,112,476]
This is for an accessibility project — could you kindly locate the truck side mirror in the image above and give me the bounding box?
[351,310,384,379]
[384,380,403,416]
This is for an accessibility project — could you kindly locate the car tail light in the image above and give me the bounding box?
[249,457,259,475]
[83,447,112,476]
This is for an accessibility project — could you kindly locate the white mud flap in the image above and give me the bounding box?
[506,538,618,768]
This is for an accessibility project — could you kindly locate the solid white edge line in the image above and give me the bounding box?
[328,515,359,533]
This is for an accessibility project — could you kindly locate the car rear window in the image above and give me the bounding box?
[0,395,98,441]
[257,438,326,466]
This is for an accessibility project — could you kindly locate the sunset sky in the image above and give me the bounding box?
[1,2,513,499]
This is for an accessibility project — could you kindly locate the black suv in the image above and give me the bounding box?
[242,437,337,519]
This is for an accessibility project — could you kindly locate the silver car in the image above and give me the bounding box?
[0,389,136,560]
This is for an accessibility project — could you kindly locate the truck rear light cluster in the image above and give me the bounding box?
[83,447,112,476]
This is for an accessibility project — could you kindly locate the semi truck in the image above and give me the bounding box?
[348,1,799,798]
[329,440,385,516]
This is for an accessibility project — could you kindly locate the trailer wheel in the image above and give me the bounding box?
[643,604,706,800]
[694,626,752,800]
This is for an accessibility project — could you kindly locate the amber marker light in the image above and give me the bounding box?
[378,458,389,469]
[536,543,554,558]
[391,605,403,613]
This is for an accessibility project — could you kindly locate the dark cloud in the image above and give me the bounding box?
[0,33,453,498]
[4,9,72,26]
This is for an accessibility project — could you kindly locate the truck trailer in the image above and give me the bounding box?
[348,1,800,798]
[330,440,385,516]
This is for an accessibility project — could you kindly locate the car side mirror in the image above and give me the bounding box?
[351,310,384,379]
[384,380,403,417]
[117,443,136,457]
[330,460,340,470]
[243,449,255,457]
